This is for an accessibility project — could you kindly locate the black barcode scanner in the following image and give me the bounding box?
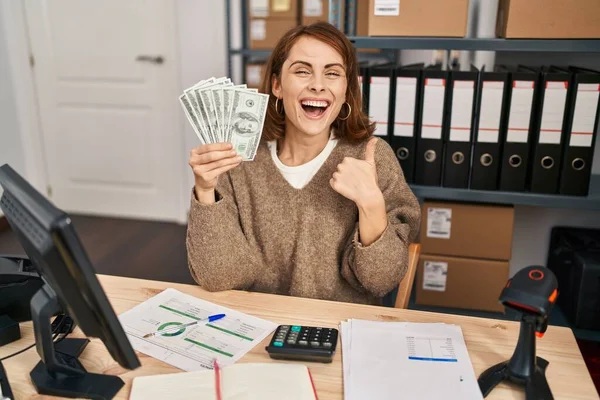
[478,266,558,400]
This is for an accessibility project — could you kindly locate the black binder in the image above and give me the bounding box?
[415,65,448,186]
[498,66,539,192]
[528,66,570,194]
[558,66,600,196]
[442,66,478,188]
[359,62,370,113]
[470,66,509,191]
[390,64,423,183]
[367,65,394,143]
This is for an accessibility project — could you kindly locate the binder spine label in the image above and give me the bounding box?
[478,81,504,143]
[423,261,448,292]
[507,80,534,143]
[539,81,568,144]
[422,78,445,139]
[374,0,400,16]
[369,77,391,137]
[394,77,417,137]
[569,83,600,147]
[449,80,474,142]
[303,0,323,16]
[426,207,451,239]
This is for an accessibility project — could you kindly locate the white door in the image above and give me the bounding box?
[24,0,184,222]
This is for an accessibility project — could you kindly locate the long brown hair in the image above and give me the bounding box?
[259,22,375,142]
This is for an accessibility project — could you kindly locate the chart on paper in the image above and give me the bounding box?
[407,336,458,362]
[119,288,277,371]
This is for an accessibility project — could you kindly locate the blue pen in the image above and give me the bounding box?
[144,313,226,338]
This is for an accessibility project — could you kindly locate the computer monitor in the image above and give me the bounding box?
[0,164,140,399]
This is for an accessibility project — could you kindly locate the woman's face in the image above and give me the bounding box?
[272,36,347,138]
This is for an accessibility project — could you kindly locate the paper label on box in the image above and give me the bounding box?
[273,0,291,12]
[250,0,269,17]
[423,261,448,292]
[539,81,567,144]
[426,207,451,239]
[449,80,474,142]
[506,81,534,143]
[477,81,504,143]
[303,0,322,16]
[374,0,400,16]
[250,20,266,41]
[569,83,600,147]
[394,77,417,137]
[246,65,262,87]
[369,77,391,137]
[421,79,446,140]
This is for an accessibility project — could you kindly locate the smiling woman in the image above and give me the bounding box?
[185,22,421,305]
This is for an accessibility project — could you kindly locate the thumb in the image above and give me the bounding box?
[364,137,378,165]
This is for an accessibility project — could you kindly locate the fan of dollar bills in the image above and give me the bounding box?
[179,77,269,161]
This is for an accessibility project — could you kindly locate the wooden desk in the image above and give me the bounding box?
[1,275,597,399]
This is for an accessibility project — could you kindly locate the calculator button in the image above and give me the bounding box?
[291,326,301,332]
[280,325,290,330]
[323,342,332,348]
[287,338,297,344]
[273,342,283,347]
[310,341,320,347]
[298,340,308,346]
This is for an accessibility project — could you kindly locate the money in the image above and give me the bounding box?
[179,77,268,161]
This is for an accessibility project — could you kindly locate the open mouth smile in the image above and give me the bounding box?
[300,99,331,119]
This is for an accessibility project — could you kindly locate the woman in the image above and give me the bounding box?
[186,22,420,305]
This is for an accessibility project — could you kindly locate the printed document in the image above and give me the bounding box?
[119,288,277,371]
[341,319,483,400]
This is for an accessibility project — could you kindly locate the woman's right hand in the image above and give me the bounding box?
[189,143,242,204]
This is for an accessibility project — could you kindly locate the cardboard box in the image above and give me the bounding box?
[416,254,509,312]
[356,0,468,37]
[301,0,345,32]
[496,0,600,39]
[249,18,297,49]
[419,201,514,261]
[246,63,265,89]
[248,0,299,19]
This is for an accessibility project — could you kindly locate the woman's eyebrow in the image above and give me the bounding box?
[289,60,312,69]
[288,61,345,69]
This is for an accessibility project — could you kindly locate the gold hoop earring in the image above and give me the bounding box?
[338,102,351,121]
[275,97,284,115]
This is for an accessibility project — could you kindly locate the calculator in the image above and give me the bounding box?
[265,325,338,363]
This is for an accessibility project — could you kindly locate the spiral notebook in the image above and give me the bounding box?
[129,363,318,400]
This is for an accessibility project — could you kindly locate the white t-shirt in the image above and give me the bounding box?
[267,137,338,189]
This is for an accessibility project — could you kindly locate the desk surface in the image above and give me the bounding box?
[1,275,597,400]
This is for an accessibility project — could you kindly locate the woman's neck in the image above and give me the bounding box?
[276,126,331,166]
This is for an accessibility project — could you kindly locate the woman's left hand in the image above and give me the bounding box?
[330,137,384,208]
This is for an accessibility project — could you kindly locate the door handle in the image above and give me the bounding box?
[136,55,164,64]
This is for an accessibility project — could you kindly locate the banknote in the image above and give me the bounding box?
[179,77,267,161]
[228,89,268,160]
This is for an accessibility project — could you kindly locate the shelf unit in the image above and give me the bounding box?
[226,1,600,210]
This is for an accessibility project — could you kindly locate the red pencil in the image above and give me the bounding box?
[213,359,222,400]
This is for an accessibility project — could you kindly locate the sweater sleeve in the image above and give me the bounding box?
[340,140,421,297]
[186,173,265,292]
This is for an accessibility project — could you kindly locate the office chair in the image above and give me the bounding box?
[394,243,421,309]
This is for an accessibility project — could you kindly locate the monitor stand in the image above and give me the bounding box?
[29,284,125,400]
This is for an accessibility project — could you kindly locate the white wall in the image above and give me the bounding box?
[0,4,25,177]
[176,0,227,208]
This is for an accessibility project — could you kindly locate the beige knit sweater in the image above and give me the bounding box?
[186,138,421,305]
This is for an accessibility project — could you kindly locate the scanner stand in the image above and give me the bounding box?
[478,314,553,400]
[29,284,125,400]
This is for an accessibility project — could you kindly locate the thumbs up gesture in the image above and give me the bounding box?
[330,137,384,208]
